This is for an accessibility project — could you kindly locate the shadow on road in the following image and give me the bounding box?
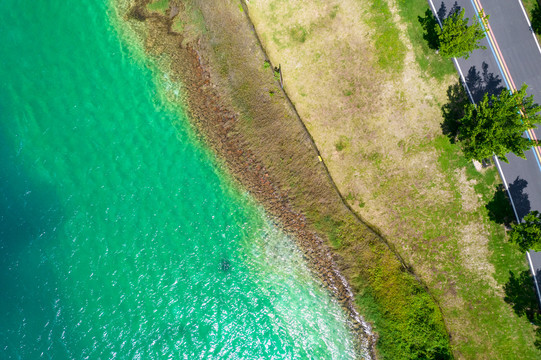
[436,1,460,20]
[486,184,514,226]
[508,177,531,220]
[465,62,506,103]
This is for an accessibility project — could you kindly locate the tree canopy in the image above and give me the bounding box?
[457,84,541,162]
[510,211,541,252]
[436,9,488,59]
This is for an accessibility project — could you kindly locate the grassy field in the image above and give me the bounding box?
[245,0,539,358]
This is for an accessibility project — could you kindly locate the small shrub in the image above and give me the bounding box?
[273,67,280,81]
[335,136,350,151]
[289,25,308,43]
[330,5,339,19]
[172,18,184,33]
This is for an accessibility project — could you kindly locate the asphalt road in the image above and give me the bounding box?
[428,0,541,300]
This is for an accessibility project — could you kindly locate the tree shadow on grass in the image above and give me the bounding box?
[504,269,540,322]
[532,3,541,35]
[504,269,541,350]
[418,9,440,50]
[486,184,514,226]
[441,80,469,143]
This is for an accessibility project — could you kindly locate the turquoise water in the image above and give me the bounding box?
[0,0,359,358]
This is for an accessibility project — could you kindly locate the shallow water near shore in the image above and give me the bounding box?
[0,0,359,358]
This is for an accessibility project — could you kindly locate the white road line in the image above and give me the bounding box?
[527,251,541,307]
[427,0,443,27]
[516,0,541,56]
[452,58,475,103]
[493,156,520,222]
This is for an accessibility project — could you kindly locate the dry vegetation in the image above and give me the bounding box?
[245,0,539,358]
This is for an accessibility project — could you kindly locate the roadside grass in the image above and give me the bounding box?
[395,0,455,80]
[432,135,535,357]
[246,0,540,358]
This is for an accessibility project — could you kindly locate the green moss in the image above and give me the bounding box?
[314,215,344,248]
[172,18,184,33]
[147,0,170,15]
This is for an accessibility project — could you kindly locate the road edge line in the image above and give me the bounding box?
[493,156,520,222]
[527,251,541,307]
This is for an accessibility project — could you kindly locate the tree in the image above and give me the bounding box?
[436,9,488,59]
[457,84,541,162]
[509,211,541,252]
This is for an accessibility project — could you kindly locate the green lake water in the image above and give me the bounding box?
[0,0,361,358]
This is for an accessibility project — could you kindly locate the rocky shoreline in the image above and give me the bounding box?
[122,1,377,356]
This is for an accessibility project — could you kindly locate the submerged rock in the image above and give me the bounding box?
[220,258,231,271]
